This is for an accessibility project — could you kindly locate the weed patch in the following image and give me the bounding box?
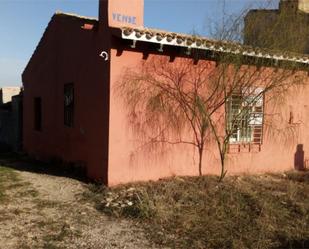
[0,166,20,202]
[90,173,309,249]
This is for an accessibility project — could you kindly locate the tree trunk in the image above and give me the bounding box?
[219,151,227,181]
[198,145,203,176]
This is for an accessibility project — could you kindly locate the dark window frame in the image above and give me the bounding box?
[64,83,74,127]
[34,97,42,131]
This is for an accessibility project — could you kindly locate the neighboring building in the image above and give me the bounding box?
[0,89,23,152]
[0,87,21,104]
[23,0,309,186]
[244,0,309,54]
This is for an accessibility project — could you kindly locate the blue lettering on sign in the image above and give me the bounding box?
[112,12,137,25]
[122,15,128,23]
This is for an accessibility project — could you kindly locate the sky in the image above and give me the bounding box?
[0,0,279,86]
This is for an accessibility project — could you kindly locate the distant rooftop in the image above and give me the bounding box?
[0,87,21,105]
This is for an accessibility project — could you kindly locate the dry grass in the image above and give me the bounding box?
[0,156,155,249]
[0,165,69,249]
[0,166,26,203]
[89,172,309,249]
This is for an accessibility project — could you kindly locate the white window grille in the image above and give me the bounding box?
[227,88,263,144]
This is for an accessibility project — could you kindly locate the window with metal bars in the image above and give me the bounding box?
[227,89,263,144]
[64,83,74,127]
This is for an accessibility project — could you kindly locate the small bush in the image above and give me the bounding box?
[97,187,156,218]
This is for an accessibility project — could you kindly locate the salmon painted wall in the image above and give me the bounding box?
[108,50,197,185]
[108,47,309,185]
[22,15,110,182]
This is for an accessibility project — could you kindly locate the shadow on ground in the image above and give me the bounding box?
[277,238,309,249]
[0,152,89,183]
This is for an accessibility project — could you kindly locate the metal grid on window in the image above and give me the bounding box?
[64,83,74,127]
[227,90,263,145]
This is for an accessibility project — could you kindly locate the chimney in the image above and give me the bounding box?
[99,0,144,29]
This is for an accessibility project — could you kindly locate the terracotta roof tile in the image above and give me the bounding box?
[120,27,309,66]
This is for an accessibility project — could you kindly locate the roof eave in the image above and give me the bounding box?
[119,28,309,67]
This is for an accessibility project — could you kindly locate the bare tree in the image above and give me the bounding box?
[205,0,309,55]
[116,1,308,180]
[116,50,305,179]
[117,57,214,176]
[199,0,308,179]
[206,0,276,43]
[204,55,305,180]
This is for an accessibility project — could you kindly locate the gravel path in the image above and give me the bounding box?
[0,168,156,249]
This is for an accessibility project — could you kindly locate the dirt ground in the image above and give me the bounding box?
[0,164,157,249]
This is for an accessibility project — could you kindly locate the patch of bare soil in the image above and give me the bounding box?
[0,168,156,249]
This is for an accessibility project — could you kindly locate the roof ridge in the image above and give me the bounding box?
[55,11,98,21]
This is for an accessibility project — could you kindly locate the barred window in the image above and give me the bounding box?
[227,88,263,144]
[64,83,74,127]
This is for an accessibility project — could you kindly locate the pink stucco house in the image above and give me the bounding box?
[22,0,309,186]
